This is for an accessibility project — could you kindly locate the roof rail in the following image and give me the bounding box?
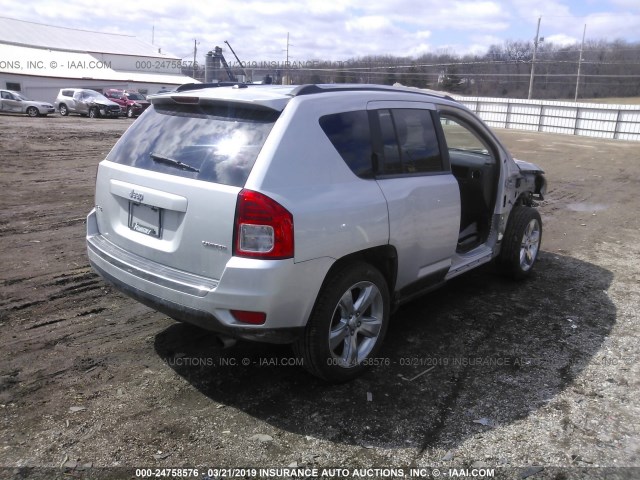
[289,84,457,102]
[175,82,251,92]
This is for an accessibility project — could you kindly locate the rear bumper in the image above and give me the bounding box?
[90,260,303,343]
[86,209,332,343]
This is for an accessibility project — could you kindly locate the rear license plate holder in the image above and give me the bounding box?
[128,202,162,238]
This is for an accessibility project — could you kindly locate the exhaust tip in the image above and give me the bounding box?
[217,335,237,349]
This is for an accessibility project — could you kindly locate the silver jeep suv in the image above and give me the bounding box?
[87,83,546,382]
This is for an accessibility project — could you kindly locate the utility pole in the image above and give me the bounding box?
[574,24,587,102]
[193,39,198,79]
[527,16,541,100]
[285,32,290,85]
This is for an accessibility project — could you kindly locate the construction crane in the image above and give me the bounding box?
[203,42,274,84]
[207,42,249,82]
[224,41,249,80]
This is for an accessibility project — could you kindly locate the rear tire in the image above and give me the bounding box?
[59,104,68,116]
[294,262,390,382]
[498,206,542,279]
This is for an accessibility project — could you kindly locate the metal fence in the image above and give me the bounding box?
[453,96,640,142]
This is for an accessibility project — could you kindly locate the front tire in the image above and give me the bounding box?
[126,107,134,118]
[294,262,390,382]
[89,107,98,119]
[498,206,542,279]
[26,106,39,117]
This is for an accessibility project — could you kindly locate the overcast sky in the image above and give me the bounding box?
[2,0,640,62]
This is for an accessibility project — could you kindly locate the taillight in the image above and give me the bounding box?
[233,189,294,259]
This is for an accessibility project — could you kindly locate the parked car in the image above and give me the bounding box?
[103,89,150,118]
[54,88,81,116]
[55,88,121,118]
[0,89,55,117]
[87,83,547,382]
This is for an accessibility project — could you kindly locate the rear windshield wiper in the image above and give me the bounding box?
[150,152,200,173]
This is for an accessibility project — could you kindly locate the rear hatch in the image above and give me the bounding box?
[93,94,283,280]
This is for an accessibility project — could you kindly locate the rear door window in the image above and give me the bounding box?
[374,108,444,175]
[319,110,373,178]
[106,103,280,188]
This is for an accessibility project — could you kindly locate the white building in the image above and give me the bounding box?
[0,16,198,102]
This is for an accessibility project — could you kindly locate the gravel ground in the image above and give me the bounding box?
[0,113,638,480]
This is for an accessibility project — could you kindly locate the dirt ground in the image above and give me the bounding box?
[0,113,639,480]
[581,97,640,105]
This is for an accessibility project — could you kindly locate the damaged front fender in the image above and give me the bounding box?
[514,158,547,200]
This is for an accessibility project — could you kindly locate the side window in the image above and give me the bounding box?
[1,91,12,100]
[62,90,74,97]
[375,108,443,175]
[439,114,491,154]
[438,112,497,187]
[319,110,373,178]
[378,109,402,174]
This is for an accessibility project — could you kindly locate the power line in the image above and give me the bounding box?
[281,68,640,78]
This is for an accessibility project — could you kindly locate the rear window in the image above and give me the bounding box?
[126,92,145,100]
[106,102,279,188]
